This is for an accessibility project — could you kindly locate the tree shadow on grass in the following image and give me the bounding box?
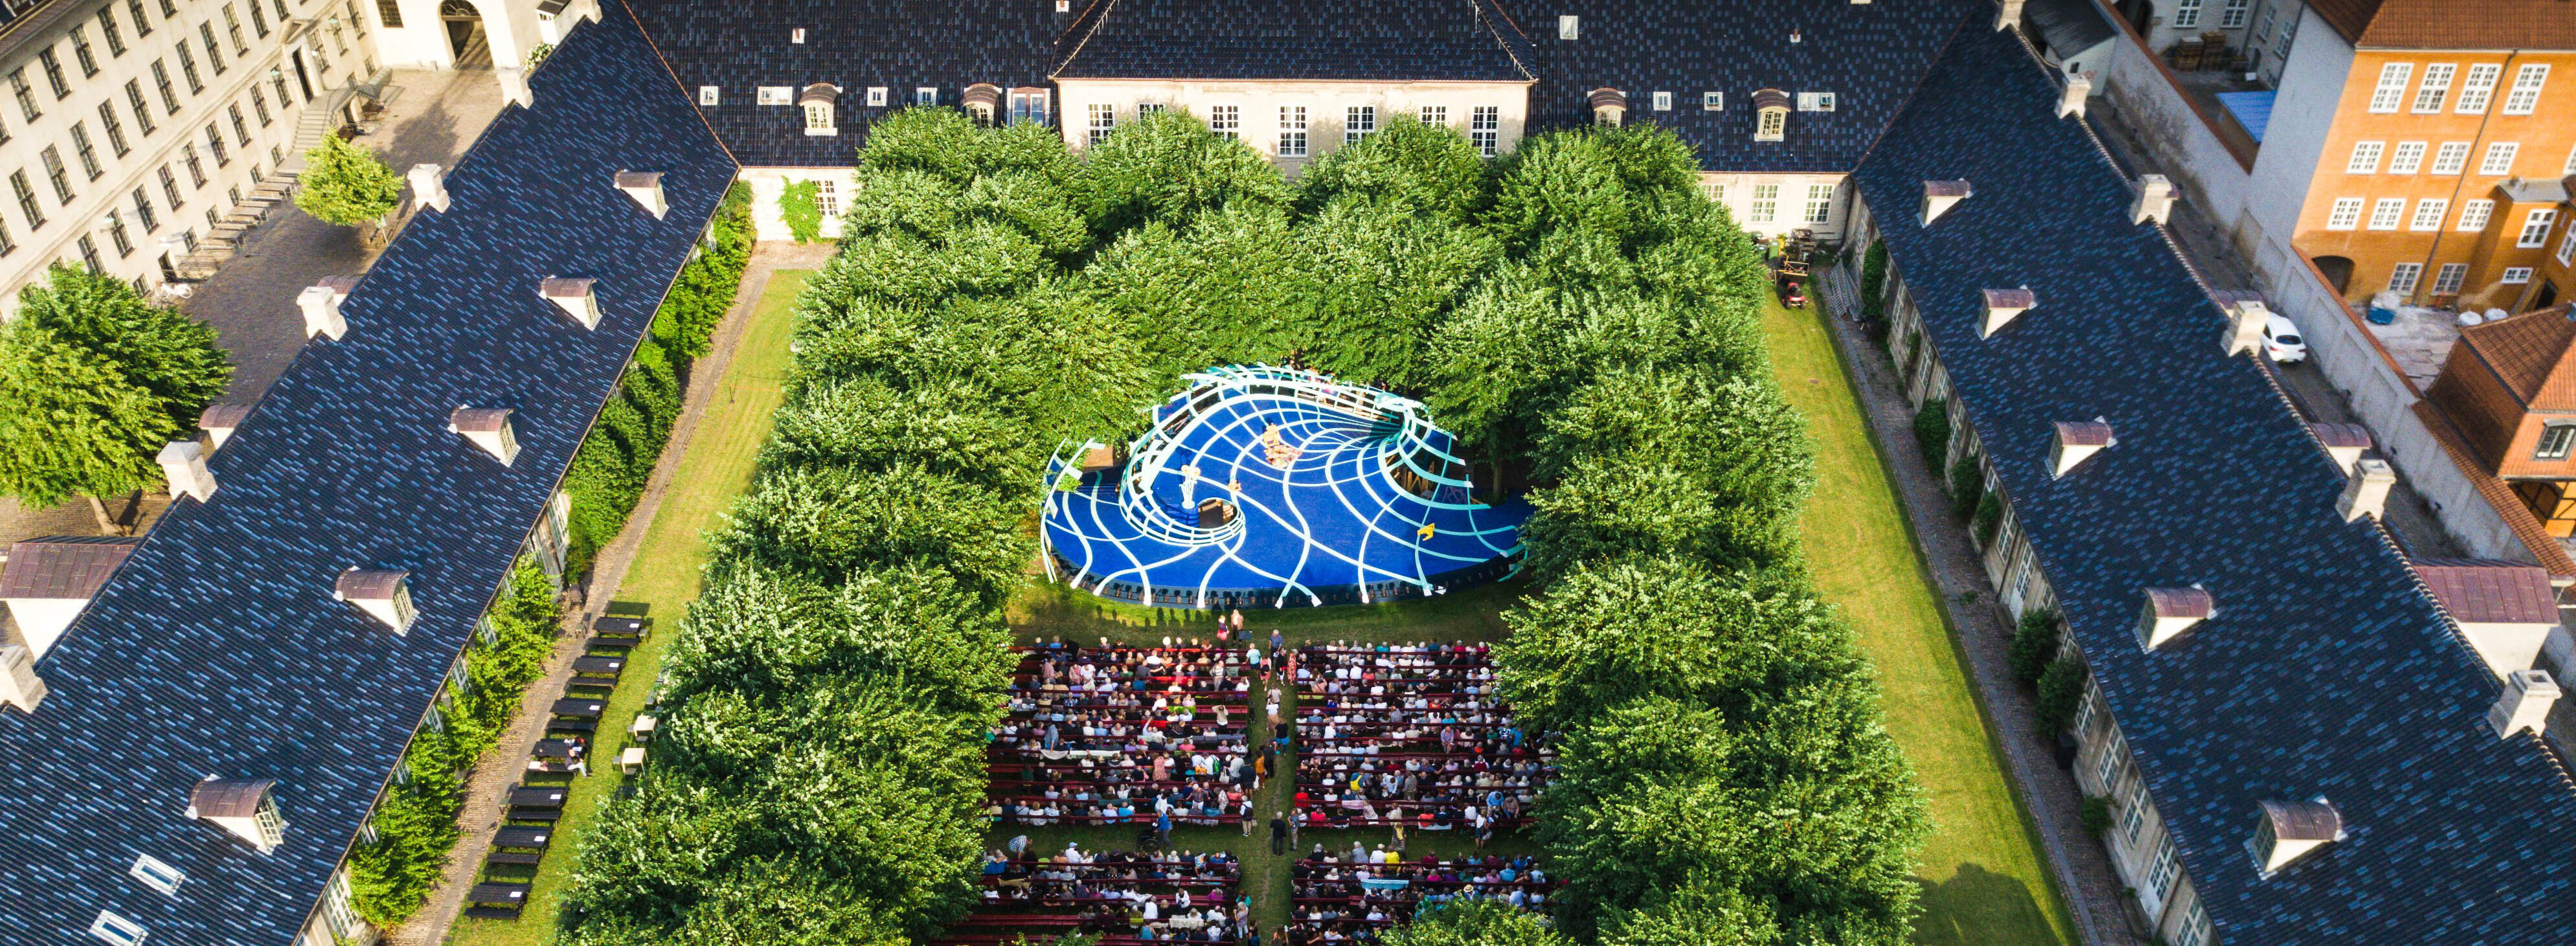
[1912,862,2068,946]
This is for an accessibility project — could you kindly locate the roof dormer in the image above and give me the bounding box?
[2134,586,2213,650]
[614,171,666,219]
[1588,87,1627,127]
[2051,419,2114,477]
[1983,287,2036,337]
[800,83,839,136]
[541,277,600,330]
[447,407,520,466]
[2250,797,2344,877]
[964,83,1002,125]
[187,777,285,853]
[334,568,416,635]
[1921,179,1972,226]
[1752,88,1789,142]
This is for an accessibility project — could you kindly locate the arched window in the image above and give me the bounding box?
[1587,87,1626,128]
[799,83,837,135]
[964,83,1002,126]
[1752,88,1791,142]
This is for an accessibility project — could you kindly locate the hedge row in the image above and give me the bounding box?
[346,559,562,925]
[561,183,755,575]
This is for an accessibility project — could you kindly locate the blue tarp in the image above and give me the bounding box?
[2216,89,2274,142]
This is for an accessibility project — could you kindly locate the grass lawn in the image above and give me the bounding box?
[444,270,813,946]
[1761,299,2079,946]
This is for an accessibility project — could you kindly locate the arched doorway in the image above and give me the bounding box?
[440,0,490,68]
[2314,256,2354,294]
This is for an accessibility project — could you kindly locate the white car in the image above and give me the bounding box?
[2263,314,2307,364]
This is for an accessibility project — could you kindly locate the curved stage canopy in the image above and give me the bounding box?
[1043,365,1528,609]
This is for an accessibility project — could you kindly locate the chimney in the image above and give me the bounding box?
[2251,798,2344,877]
[0,644,45,713]
[497,66,533,109]
[615,171,667,219]
[2131,174,2175,225]
[2338,458,2395,521]
[407,163,449,212]
[1921,179,1972,226]
[298,282,348,341]
[199,403,252,450]
[186,777,284,853]
[2059,73,2092,118]
[334,568,416,635]
[2312,423,2371,475]
[447,407,520,465]
[2050,419,2114,477]
[2221,297,2270,357]
[541,277,601,330]
[2489,669,2561,738]
[1983,287,2036,337]
[0,537,140,658]
[2134,586,2213,650]
[1996,0,2026,30]
[157,440,217,502]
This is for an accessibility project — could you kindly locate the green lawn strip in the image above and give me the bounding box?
[444,270,813,946]
[1759,300,2078,946]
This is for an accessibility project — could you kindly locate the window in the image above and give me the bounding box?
[78,233,102,272]
[43,145,75,201]
[2505,266,2535,284]
[152,62,177,114]
[130,0,151,36]
[1469,106,1498,157]
[1756,107,1786,141]
[1087,102,1114,145]
[98,104,129,156]
[2140,835,2180,916]
[752,86,789,106]
[176,43,201,92]
[2432,141,2471,174]
[2096,729,2126,789]
[1557,14,1577,39]
[2457,63,2502,113]
[802,100,831,133]
[2503,63,2549,115]
[2408,198,2448,231]
[105,209,130,256]
[2565,143,2576,175]
[99,9,128,56]
[159,165,181,208]
[67,126,100,180]
[2537,423,2576,460]
[87,910,147,945]
[2480,142,2518,175]
[12,170,43,229]
[125,82,153,135]
[815,179,839,217]
[2272,3,2298,58]
[1749,183,1779,223]
[245,0,267,38]
[182,145,203,186]
[127,853,186,897]
[2458,198,2493,231]
[1209,104,1239,140]
[1345,105,1374,144]
[2119,785,2147,842]
[2560,225,2576,265]
[698,85,719,106]
[2325,197,2364,230]
[2387,141,2426,174]
[1418,105,1447,126]
[2388,261,2423,293]
[251,87,272,127]
[319,865,360,940]
[1803,183,1833,224]
[229,103,248,144]
[222,5,246,54]
[2173,0,2202,27]
[10,69,37,121]
[1278,106,1307,157]
[2518,208,2557,248]
[2175,901,2210,946]
[2412,63,2454,112]
[2218,0,2248,28]
[205,123,229,164]
[200,24,225,74]
[2428,261,2468,295]
[1137,101,1167,115]
[133,187,156,231]
[915,87,936,107]
[1796,91,1836,111]
[38,49,69,98]
[1700,180,1724,203]
[1703,91,1724,111]
[2367,62,2412,113]
[0,209,16,256]
[71,27,97,77]
[2345,141,2383,174]
[377,0,403,28]
[270,70,290,108]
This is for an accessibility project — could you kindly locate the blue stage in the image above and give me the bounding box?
[1043,366,1528,609]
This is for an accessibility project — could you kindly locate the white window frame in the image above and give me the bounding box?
[2408,198,2448,231]
[2388,261,2423,293]
[128,854,184,895]
[1277,105,1307,157]
[2367,62,2412,113]
[2564,142,2576,176]
[914,87,936,107]
[2503,266,2534,284]
[2218,0,2250,28]
[1208,104,1239,141]
[1344,105,1375,144]
[2432,141,2472,174]
[1086,103,1114,145]
[2387,141,2426,174]
[2432,262,2469,295]
[1748,183,1778,223]
[89,911,147,944]
[320,864,361,939]
[1797,91,1836,111]
[2458,198,2494,231]
[2457,63,2502,113]
[2518,208,2558,248]
[2096,728,2127,789]
[697,85,718,106]
[2480,142,2519,176]
[2503,63,2549,115]
[1700,179,1724,203]
[1651,91,1671,111]
[1702,91,1723,111]
[1135,102,1166,116]
[813,179,839,218]
[1756,107,1786,141]
[1468,106,1498,157]
[2368,197,2405,229]
[2120,782,2148,843]
[2142,834,2180,916]
[2173,0,2203,28]
[864,86,887,107]
[1557,14,1577,39]
[1803,183,1833,224]
[2559,225,2576,266]
[2327,196,2364,230]
[1418,104,1447,126]
[801,100,832,135]
[2346,141,2384,174]
[2175,901,2211,946]
[755,86,791,106]
[2412,63,2456,113]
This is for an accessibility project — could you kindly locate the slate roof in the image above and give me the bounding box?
[629,0,1059,167]
[0,2,735,941]
[0,537,140,600]
[2452,304,2576,411]
[1052,0,1535,82]
[1523,0,1975,174]
[1851,19,2576,944]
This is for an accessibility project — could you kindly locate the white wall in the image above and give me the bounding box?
[2242,6,2349,260]
[369,0,541,71]
[740,165,847,243]
[1698,170,1849,241]
[1054,78,1531,177]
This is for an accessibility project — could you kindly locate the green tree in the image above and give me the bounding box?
[780,180,825,243]
[293,135,403,226]
[1379,899,1573,946]
[16,264,230,430]
[1078,108,1289,236]
[0,322,177,508]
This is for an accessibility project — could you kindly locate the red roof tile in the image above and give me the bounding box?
[0,537,140,600]
[2413,559,2560,624]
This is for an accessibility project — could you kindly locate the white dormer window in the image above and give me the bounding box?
[698,85,718,106]
[790,27,805,43]
[87,911,147,945]
[1557,15,1577,39]
[336,569,417,635]
[1757,107,1785,141]
[1702,91,1723,111]
[128,854,185,895]
[915,87,937,107]
[755,86,791,106]
[1798,92,1836,111]
[866,86,888,107]
[1651,91,1672,111]
[804,101,831,132]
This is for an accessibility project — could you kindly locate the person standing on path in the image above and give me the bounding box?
[1269,816,1289,855]
[1155,810,1173,849]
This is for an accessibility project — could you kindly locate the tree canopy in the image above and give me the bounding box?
[294,135,403,226]
[0,266,230,508]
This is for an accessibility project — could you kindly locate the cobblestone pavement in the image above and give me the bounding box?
[1816,306,2147,946]
[392,240,838,946]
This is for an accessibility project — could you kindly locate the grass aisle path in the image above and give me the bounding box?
[445,270,813,946]
[1761,300,2080,946]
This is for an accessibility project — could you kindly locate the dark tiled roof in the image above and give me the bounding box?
[2412,560,2560,625]
[0,537,139,600]
[629,0,1059,167]
[1852,23,2576,944]
[1052,0,1535,82]
[1524,0,1975,174]
[0,3,734,941]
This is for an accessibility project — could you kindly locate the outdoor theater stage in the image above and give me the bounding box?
[1043,365,1528,609]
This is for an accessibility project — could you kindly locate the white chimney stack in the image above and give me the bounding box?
[615,171,668,219]
[1997,0,2026,30]
[2489,669,2561,738]
[298,284,347,341]
[2222,297,2270,356]
[2134,586,2214,650]
[497,66,533,109]
[2059,73,2092,118]
[2338,458,2395,521]
[1921,179,1972,226]
[448,407,521,465]
[541,278,601,330]
[199,403,251,450]
[408,163,449,212]
[0,644,46,714]
[157,440,217,502]
[2312,423,2371,475]
[335,569,416,635]
[1983,287,2036,337]
[2131,174,2175,225]
[2050,419,2114,477]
